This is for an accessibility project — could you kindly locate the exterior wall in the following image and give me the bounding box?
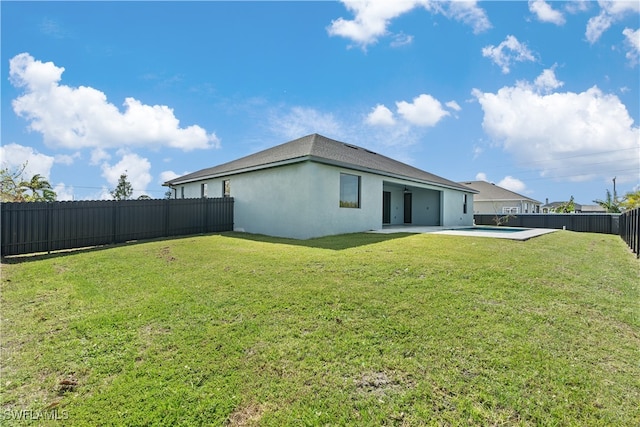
[174,161,474,238]
[441,190,475,227]
[176,161,381,239]
[473,200,540,214]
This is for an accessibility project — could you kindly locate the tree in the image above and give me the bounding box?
[1,163,27,202]
[593,189,621,213]
[554,196,576,213]
[620,190,640,211]
[110,173,133,200]
[1,163,56,202]
[19,174,56,202]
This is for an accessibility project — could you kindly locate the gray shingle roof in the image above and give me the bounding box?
[165,133,474,192]
[460,180,541,204]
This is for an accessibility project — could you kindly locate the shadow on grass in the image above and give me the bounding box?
[0,233,228,265]
[222,231,415,250]
[1,231,416,264]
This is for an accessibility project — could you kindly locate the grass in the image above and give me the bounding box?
[1,230,638,426]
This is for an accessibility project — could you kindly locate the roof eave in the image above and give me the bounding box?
[164,155,478,194]
[163,156,310,186]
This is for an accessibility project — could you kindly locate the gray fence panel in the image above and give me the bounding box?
[1,198,234,256]
[474,213,620,235]
[620,208,639,258]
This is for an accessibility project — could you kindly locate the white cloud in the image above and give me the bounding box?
[54,153,79,166]
[565,1,590,14]
[586,1,640,43]
[53,183,74,201]
[390,33,414,48]
[0,143,55,180]
[90,148,111,165]
[9,53,220,152]
[529,0,566,25]
[327,0,419,48]
[327,0,490,48]
[366,94,453,129]
[396,94,450,127]
[482,35,536,74]
[101,152,152,199]
[623,27,640,65]
[366,104,396,126]
[269,106,343,141]
[160,170,181,185]
[533,67,564,92]
[497,176,527,193]
[445,100,462,112]
[475,172,488,181]
[586,11,614,44]
[473,69,640,184]
[438,1,492,34]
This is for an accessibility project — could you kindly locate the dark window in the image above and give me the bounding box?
[339,173,360,208]
[201,183,208,198]
[223,180,230,197]
[180,186,185,199]
[463,194,468,214]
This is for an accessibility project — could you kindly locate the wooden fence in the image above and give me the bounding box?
[1,198,233,256]
[619,208,640,258]
[474,213,620,234]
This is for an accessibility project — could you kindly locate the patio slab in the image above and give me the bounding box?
[369,225,558,241]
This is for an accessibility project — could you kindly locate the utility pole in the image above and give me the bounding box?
[613,177,617,201]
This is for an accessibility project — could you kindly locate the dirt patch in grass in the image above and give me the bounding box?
[157,246,177,262]
[226,402,266,426]
[354,371,412,398]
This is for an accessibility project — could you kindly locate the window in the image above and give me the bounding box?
[339,173,360,208]
[180,186,185,199]
[463,194,468,214]
[502,207,519,214]
[201,183,208,198]
[223,180,230,197]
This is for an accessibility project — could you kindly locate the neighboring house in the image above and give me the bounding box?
[541,200,606,214]
[460,180,541,215]
[164,134,477,239]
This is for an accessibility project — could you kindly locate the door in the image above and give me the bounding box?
[404,192,412,224]
[382,191,391,224]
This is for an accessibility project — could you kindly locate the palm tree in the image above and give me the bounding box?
[620,190,640,211]
[19,174,56,202]
[593,189,621,213]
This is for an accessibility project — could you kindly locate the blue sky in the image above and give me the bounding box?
[2,1,638,205]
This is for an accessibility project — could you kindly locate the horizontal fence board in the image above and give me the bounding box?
[1,198,233,256]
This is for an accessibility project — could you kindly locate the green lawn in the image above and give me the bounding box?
[1,231,638,426]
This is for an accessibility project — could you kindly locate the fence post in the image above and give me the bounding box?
[111,201,117,244]
[47,202,53,254]
[164,199,170,237]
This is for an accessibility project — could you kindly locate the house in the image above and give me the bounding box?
[460,180,541,215]
[164,134,476,239]
[541,200,606,214]
[542,200,579,213]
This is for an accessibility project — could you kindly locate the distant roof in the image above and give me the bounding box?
[460,180,541,204]
[543,201,582,209]
[165,133,474,192]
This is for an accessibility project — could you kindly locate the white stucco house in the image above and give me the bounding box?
[460,180,541,215]
[164,134,476,239]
